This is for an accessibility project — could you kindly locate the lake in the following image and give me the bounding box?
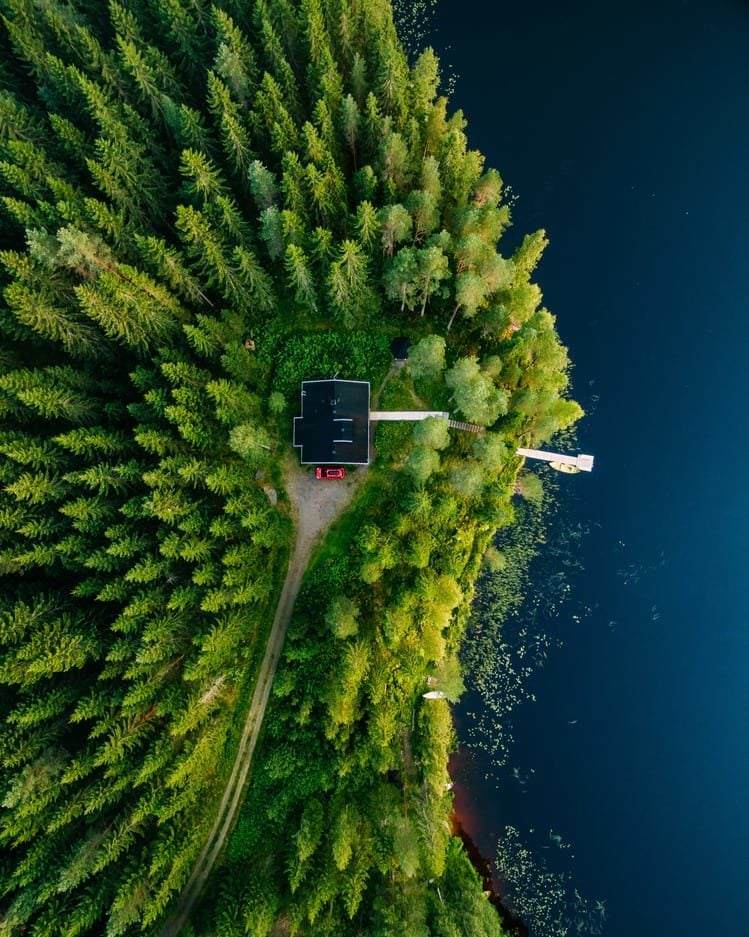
[428,1,749,935]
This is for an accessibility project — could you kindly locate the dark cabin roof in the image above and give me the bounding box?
[292,379,370,465]
[390,336,411,361]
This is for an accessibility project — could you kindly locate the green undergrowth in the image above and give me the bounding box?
[271,330,394,398]
[374,371,422,461]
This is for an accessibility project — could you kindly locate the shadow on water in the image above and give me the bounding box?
[448,760,529,937]
[455,459,608,937]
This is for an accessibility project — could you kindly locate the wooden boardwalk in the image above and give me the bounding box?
[369,410,449,421]
[448,419,484,433]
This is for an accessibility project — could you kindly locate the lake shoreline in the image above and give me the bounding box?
[450,767,529,937]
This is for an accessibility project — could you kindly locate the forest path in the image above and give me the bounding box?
[158,456,364,936]
[159,365,402,934]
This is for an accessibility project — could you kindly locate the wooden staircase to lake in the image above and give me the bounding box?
[448,419,484,433]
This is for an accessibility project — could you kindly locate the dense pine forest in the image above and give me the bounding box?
[0,1,581,934]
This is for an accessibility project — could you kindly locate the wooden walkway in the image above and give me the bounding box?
[448,419,484,433]
[369,410,449,421]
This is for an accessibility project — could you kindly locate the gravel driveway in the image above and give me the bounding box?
[284,458,366,559]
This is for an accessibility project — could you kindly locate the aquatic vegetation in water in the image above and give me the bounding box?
[391,0,437,50]
[460,476,583,775]
[460,456,608,932]
[615,547,667,588]
[496,826,607,936]
[391,0,459,94]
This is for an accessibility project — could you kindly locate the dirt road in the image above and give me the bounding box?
[158,459,362,936]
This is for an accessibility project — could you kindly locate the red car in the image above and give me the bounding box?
[315,466,345,479]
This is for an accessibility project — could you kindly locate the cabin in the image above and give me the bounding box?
[292,378,370,465]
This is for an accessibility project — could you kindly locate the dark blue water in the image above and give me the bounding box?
[433,2,749,935]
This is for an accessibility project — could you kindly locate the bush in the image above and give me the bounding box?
[375,421,411,461]
[273,331,392,396]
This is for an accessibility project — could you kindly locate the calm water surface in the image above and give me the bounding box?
[431,2,749,935]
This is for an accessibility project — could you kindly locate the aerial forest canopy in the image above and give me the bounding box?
[0,0,582,934]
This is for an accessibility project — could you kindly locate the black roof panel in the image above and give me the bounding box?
[293,379,370,464]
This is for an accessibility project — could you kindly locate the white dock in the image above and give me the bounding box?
[516,447,594,472]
